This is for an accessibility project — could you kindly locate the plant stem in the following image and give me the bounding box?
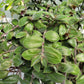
[62,56,66,84]
[41,30,46,57]
[30,74,34,84]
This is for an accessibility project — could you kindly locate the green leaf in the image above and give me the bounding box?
[41,57,47,67]
[58,46,71,56]
[24,0,30,3]
[67,0,83,6]
[22,49,41,60]
[43,67,52,73]
[24,23,34,32]
[70,64,81,75]
[66,80,73,84]
[32,71,45,79]
[3,75,19,84]
[45,30,59,42]
[5,4,12,10]
[44,46,62,64]
[14,46,23,55]
[18,17,28,27]
[26,10,37,15]
[52,42,62,48]
[43,11,55,18]
[22,35,43,49]
[45,81,55,84]
[15,31,27,38]
[12,19,18,25]
[0,25,3,30]
[69,29,78,38]
[0,71,8,79]
[59,24,67,36]
[58,63,74,73]
[32,11,43,20]
[1,41,9,51]
[0,80,4,84]
[68,38,77,48]
[76,75,84,84]
[6,32,14,40]
[56,15,69,24]
[47,72,65,83]
[33,30,42,36]
[3,24,12,33]
[34,20,47,29]
[33,79,40,84]
[33,63,40,72]
[0,60,12,70]
[13,56,23,67]
[31,55,41,66]
[78,43,84,48]
[76,53,84,62]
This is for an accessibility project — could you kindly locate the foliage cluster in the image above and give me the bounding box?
[0,0,84,84]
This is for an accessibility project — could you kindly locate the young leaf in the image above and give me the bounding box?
[59,24,67,36]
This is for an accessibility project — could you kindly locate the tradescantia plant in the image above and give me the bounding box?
[0,0,84,84]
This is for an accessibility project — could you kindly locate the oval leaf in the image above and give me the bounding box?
[22,35,43,49]
[45,30,59,42]
[44,46,62,64]
[59,24,67,36]
[22,49,41,60]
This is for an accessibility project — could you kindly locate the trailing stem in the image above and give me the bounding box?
[41,30,46,57]
[62,56,66,84]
